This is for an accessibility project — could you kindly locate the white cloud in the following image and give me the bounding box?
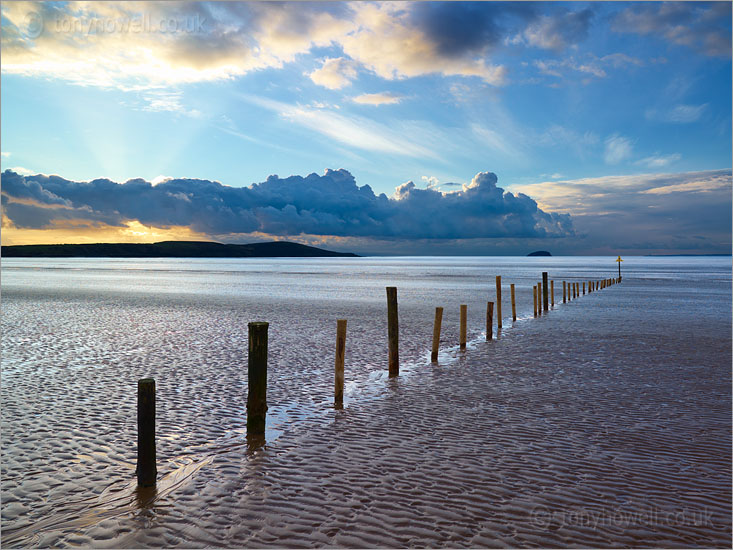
[0,2,356,90]
[511,169,732,253]
[666,104,708,123]
[1,1,510,94]
[1,152,11,158]
[635,153,681,169]
[308,57,358,90]
[645,103,708,123]
[421,175,440,190]
[7,166,35,176]
[340,2,507,85]
[519,9,593,51]
[471,124,519,158]
[352,92,404,106]
[241,95,435,158]
[603,135,633,164]
[151,175,172,186]
[533,53,643,82]
[141,91,201,117]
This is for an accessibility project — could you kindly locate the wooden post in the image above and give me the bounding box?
[510,284,516,322]
[537,281,542,315]
[431,307,443,361]
[495,276,502,329]
[542,272,549,312]
[583,282,586,295]
[551,280,555,307]
[563,281,566,303]
[486,302,493,340]
[247,322,269,435]
[136,378,156,487]
[533,285,537,316]
[460,304,467,350]
[386,287,399,377]
[334,319,347,406]
[572,283,576,299]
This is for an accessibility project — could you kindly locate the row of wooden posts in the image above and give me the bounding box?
[135,273,621,486]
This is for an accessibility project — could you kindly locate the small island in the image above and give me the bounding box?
[527,250,552,256]
[1,241,359,258]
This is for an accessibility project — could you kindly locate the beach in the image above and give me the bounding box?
[1,256,731,547]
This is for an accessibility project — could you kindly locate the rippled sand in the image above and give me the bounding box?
[2,260,731,547]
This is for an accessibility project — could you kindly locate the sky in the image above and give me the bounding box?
[1,1,731,255]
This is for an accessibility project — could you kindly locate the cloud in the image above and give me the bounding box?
[141,90,201,116]
[339,2,507,85]
[352,92,404,106]
[635,153,681,169]
[1,168,574,241]
[1,152,11,158]
[6,166,36,176]
[603,135,633,165]
[512,169,732,254]
[533,53,643,81]
[0,2,355,89]
[536,125,599,159]
[517,8,593,51]
[646,103,708,124]
[308,57,358,89]
[241,95,435,158]
[0,1,513,92]
[612,2,732,57]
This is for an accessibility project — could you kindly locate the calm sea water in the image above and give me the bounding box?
[1,256,731,547]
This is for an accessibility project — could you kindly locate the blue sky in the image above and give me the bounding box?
[1,1,731,254]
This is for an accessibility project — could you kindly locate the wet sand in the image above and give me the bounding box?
[2,260,731,547]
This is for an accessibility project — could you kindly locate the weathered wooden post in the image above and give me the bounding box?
[247,322,269,435]
[533,285,537,316]
[431,307,443,361]
[510,284,516,322]
[460,304,467,350]
[583,282,586,295]
[542,272,549,312]
[334,319,347,407]
[537,281,542,315]
[495,276,502,329]
[386,287,399,377]
[550,280,555,307]
[486,302,493,340]
[563,281,566,303]
[137,378,156,487]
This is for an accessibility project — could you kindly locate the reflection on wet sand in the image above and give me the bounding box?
[1,257,730,547]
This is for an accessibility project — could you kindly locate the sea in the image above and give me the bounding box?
[1,256,731,547]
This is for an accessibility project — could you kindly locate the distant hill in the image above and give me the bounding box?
[2,241,359,258]
[527,250,552,256]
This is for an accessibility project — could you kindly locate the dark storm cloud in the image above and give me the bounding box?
[409,2,509,56]
[1,169,574,240]
[409,2,592,57]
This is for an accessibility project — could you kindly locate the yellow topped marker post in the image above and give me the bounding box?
[616,255,623,281]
